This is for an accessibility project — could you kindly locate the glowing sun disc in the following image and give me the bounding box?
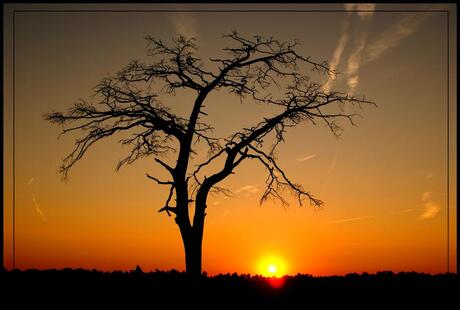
[258,256,287,278]
[268,264,277,274]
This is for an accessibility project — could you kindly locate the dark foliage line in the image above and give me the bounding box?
[1,267,457,307]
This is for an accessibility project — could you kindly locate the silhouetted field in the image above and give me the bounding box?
[1,268,458,307]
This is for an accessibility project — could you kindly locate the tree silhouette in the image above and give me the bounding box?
[45,31,374,276]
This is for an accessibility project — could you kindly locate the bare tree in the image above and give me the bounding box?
[45,31,374,276]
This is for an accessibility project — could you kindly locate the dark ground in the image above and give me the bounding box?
[0,268,458,307]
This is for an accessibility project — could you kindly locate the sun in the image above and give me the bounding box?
[267,264,277,275]
[258,256,287,278]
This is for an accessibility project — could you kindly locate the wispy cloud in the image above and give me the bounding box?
[421,191,432,202]
[235,185,259,195]
[323,17,351,93]
[418,189,441,220]
[297,154,317,162]
[419,201,441,220]
[328,215,374,224]
[346,31,368,94]
[213,185,258,204]
[363,13,430,64]
[345,3,376,19]
[329,5,430,96]
[212,198,229,206]
[324,4,376,94]
[27,177,34,186]
[344,4,377,94]
[32,194,46,221]
[171,12,198,39]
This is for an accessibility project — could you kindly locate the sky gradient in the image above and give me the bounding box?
[3,3,457,275]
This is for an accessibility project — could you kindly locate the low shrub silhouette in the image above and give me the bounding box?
[0,268,457,307]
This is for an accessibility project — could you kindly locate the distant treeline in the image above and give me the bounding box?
[0,268,458,307]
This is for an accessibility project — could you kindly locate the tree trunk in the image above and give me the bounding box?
[176,220,202,277]
[184,189,207,276]
[184,237,202,276]
[178,204,206,276]
[176,211,204,277]
[175,181,208,277]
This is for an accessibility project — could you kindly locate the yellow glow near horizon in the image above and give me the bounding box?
[268,264,277,275]
[258,256,287,277]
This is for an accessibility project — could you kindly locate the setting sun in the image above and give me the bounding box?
[258,256,287,278]
[268,264,277,275]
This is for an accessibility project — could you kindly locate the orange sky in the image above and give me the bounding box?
[3,3,457,275]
